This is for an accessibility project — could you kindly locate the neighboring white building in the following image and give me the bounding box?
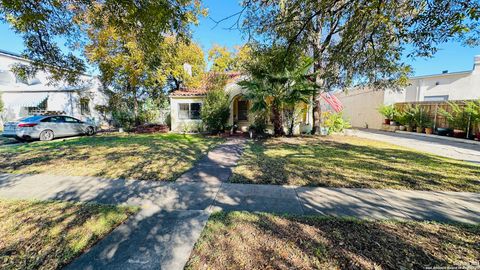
[0,50,109,127]
[336,55,480,129]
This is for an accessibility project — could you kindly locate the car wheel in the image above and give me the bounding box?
[39,130,54,141]
[86,126,95,136]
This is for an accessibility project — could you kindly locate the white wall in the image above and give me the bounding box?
[335,88,386,129]
[170,96,204,132]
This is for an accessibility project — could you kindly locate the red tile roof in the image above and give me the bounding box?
[170,72,243,97]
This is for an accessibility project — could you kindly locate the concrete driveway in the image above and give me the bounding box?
[350,129,480,163]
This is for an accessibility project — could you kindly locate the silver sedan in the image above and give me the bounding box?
[2,115,97,141]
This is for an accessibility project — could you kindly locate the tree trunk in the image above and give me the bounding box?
[132,87,140,126]
[311,91,321,135]
[271,102,284,136]
[310,15,323,135]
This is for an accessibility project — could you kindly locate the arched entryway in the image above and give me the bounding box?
[231,94,250,132]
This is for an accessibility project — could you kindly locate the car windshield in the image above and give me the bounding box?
[20,116,45,122]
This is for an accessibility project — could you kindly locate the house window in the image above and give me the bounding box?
[24,98,48,116]
[238,100,248,121]
[424,95,449,102]
[178,103,202,119]
[80,98,90,115]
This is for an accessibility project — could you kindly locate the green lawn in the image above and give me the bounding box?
[0,199,136,270]
[186,211,480,270]
[230,135,480,192]
[0,133,223,181]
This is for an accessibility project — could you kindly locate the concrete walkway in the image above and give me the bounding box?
[0,137,479,269]
[349,129,480,163]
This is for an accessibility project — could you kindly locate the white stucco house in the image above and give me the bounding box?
[336,55,480,129]
[0,50,109,128]
[169,72,314,134]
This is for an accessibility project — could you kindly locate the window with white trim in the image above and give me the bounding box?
[80,98,90,115]
[178,103,202,119]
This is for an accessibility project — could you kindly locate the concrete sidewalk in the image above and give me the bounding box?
[1,175,479,270]
[2,173,478,225]
[349,129,480,163]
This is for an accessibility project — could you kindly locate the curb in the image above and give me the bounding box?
[395,130,480,146]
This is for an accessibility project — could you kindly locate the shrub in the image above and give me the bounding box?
[249,109,269,135]
[323,112,351,134]
[412,106,432,128]
[139,98,161,124]
[180,122,204,133]
[402,105,416,127]
[201,88,230,134]
[378,105,397,120]
[465,100,480,132]
[439,102,470,131]
[112,109,136,131]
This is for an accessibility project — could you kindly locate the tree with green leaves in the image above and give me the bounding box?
[159,36,206,92]
[0,0,204,85]
[239,45,318,136]
[208,45,235,72]
[239,0,480,134]
[201,74,230,134]
[208,44,253,72]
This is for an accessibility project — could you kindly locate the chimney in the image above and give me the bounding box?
[183,63,192,77]
[473,55,480,72]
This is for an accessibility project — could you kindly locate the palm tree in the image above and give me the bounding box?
[238,47,318,136]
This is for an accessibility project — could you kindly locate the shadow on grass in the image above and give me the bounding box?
[187,211,480,270]
[0,133,223,181]
[230,138,480,192]
[0,199,133,270]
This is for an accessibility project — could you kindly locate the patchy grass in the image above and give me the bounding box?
[0,133,223,181]
[186,211,480,270]
[230,135,480,192]
[0,199,137,270]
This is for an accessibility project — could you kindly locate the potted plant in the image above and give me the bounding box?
[439,102,470,138]
[394,111,407,131]
[465,100,480,140]
[402,105,416,132]
[425,121,434,135]
[413,106,430,133]
[378,105,396,125]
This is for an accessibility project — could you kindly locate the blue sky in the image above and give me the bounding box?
[1,0,479,76]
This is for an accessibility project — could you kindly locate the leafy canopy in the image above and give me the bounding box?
[0,0,205,84]
[241,0,480,90]
[157,36,206,91]
[208,44,253,72]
